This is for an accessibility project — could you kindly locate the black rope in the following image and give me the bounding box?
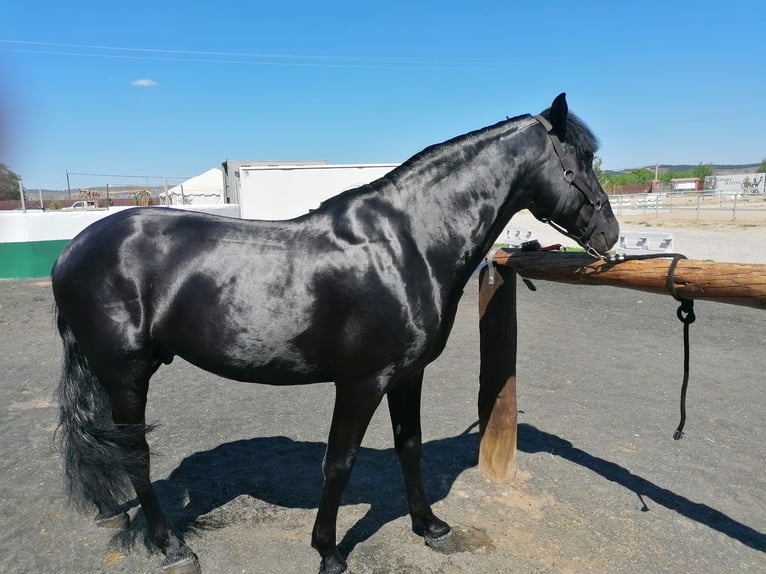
[516,247,697,439]
[664,254,696,440]
[609,252,696,439]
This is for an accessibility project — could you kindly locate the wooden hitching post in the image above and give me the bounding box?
[478,264,518,482]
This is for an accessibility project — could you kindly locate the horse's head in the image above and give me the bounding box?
[526,93,619,257]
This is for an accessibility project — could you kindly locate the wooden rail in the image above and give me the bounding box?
[487,250,766,310]
[477,250,766,482]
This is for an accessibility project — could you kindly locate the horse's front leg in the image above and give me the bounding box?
[312,379,384,574]
[386,371,452,549]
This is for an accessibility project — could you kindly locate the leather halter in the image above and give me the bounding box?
[534,115,605,257]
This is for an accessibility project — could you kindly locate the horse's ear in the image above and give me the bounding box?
[550,92,568,136]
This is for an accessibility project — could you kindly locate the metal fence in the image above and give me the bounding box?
[608,190,766,220]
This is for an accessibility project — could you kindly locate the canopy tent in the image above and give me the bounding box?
[163,168,224,205]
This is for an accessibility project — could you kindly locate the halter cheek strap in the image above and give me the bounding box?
[534,115,604,213]
[546,169,575,223]
[533,115,605,255]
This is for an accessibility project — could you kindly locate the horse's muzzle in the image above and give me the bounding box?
[584,225,619,258]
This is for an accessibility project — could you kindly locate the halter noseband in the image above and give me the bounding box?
[533,115,605,257]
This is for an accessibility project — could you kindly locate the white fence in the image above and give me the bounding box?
[616,231,674,254]
[608,190,766,220]
[504,227,535,247]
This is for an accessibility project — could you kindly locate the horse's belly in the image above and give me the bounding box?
[173,341,330,385]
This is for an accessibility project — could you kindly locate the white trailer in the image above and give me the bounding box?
[222,161,399,220]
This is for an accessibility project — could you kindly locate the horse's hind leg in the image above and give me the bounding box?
[99,363,200,574]
[312,379,386,574]
[386,371,452,549]
[94,500,130,529]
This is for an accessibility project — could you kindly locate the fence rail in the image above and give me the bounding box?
[608,190,766,220]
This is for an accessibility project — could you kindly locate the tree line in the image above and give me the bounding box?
[0,164,22,200]
[595,158,766,188]
[595,160,715,187]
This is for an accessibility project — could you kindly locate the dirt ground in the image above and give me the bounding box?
[1,225,764,573]
[510,210,766,264]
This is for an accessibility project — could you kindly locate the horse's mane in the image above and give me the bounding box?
[538,107,600,158]
[312,106,599,214]
[392,105,600,179]
[313,116,526,213]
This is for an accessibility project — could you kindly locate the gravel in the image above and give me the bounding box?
[1,224,764,573]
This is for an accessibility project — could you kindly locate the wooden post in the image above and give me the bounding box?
[478,264,518,482]
[475,249,766,482]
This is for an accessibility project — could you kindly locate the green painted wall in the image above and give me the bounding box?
[0,239,70,279]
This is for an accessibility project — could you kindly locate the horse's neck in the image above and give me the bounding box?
[391,115,540,283]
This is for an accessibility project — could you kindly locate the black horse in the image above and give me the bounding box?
[52,93,618,573]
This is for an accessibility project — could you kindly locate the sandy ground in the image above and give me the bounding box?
[508,210,766,264]
[0,219,764,573]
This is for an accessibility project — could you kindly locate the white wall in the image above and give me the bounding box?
[238,164,399,220]
[0,204,241,244]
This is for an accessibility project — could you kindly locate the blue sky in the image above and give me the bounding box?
[2,1,765,190]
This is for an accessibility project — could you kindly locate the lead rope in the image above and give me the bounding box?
[606,252,696,439]
[522,246,697,439]
[664,254,696,440]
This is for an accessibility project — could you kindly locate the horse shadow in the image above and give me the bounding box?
[516,423,765,553]
[115,428,481,556]
[113,423,764,555]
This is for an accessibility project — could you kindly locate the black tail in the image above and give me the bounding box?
[55,307,150,513]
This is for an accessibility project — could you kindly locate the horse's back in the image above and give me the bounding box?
[51,208,258,357]
[53,207,266,284]
[50,208,384,383]
[51,205,453,387]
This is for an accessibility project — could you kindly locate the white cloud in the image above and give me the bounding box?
[131,78,158,87]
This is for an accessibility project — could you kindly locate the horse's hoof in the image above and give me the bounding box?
[162,554,201,574]
[318,555,350,574]
[94,512,130,530]
[424,529,460,554]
